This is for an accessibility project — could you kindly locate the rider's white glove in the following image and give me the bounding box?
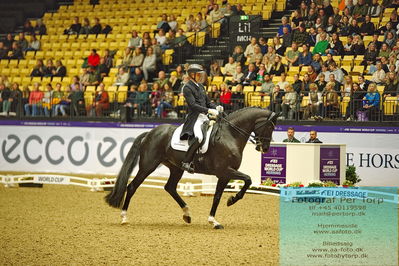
[207,108,219,118]
[216,105,224,113]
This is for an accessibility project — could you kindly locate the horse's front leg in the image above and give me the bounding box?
[208,177,229,229]
[225,168,252,207]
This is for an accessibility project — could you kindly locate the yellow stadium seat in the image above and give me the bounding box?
[350,65,364,75]
[384,97,398,115]
[117,85,128,102]
[107,86,117,102]
[341,96,350,115]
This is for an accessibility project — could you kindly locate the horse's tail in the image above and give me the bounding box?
[105,132,148,208]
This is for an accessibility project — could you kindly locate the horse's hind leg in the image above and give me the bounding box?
[164,166,191,223]
[225,168,252,207]
[120,160,161,224]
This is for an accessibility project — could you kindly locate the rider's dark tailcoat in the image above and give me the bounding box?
[180,80,215,140]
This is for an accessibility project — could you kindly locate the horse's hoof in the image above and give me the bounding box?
[121,220,128,225]
[214,224,224,230]
[183,215,191,224]
[227,196,235,206]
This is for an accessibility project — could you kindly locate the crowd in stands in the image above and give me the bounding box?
[0,0,398,121]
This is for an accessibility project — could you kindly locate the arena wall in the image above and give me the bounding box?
[0,121,398,186]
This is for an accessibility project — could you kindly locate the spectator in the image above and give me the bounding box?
[156,82,174,118]
[304,83,323,119]
[249,46,263,64]
[306,130,323,143]
[223,56,237,76]
[292,74,302,93]
[286,42,300,67]
[313,32,329,55]
[23,20,34,35]
[311,53,323,73]
[342,75,353,97]
[219,83,232,111]
[281,27,293,49]
[278,73,290,91]
[52,83,67,116]
[315,73,327,92]
[263,46,277,66]
[156,14,171,33]
[0,42,7,59]
[120,47,133,69]
[87,83,109,116]
[88,49,100,67]
[34,19,47,35]
[30,59,46,77]
[156,71,169,88]
[115,67,130,86]
[261,73,275,95]
[298,2,309,18]
[26,34,41,51]
[206,0,215,15]
[231,65,244,85]
[255,64,267,85]
[24,83,43,116]
[305,8,317,28]
[233,4,246,16]
[141,38,152,55]
[271,85,284,113]
[98,58,110,78]
[128,30,143,49]
[307,66,318,82]
[258,37,268,55]
[368,0,382,17]
[44,59,56,77]
[270,56,286,76]
[16,33,28,52]
[155,29,167,46]
[332,8,342,25]
[283,127,301,142]
[345,82,366,120]
[168,14,178,31]
[281,84,298,120]
[70,76,82,91]
[371,61,386,84]
[378,43,391,60]
[53,60,67,77]
[292,24,308,46]
[84,66,101,87]
[67,83,85,116]
[7,83,22,116]
[3,34,14,50]
[383,72,399,101]
[208,84,220,104]
[307,26,317,47]
[42,83,54,117]
[130,47,145,71]
[231,84,244,110]
[323,81,339,118]
[65,17,81,35]
[129,67,144,86]
[277,17,292,37]
[102,49,113,69]
[360,83,380,120]
[385,31,397,48]
[358,75,370,91]
[360,15,375,36]
[329,73,342,92]
[361,43,378,67]
[210,61,222,77]
[244,37,259,58]
[209,4,224,23]
[79,18,91,35]
[325,17,337,35]
[352,0,368,18]
[186,15,196,32]
[329,62,345,84]
[0,83,11,116]
[301,74,312,93]
[90,18,102,34]
[142,47,157,81]
[242,63,257,85]
[291,10,303,29]
[273,36,285,56]
[328,32,344,56]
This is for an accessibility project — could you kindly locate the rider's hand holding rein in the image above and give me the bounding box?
[208,108,219,119]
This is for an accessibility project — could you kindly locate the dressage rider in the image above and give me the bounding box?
[180,64,223,173]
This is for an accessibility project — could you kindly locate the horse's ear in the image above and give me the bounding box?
[268,111,280,122]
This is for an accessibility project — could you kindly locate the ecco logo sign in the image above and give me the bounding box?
[2,134,135,167]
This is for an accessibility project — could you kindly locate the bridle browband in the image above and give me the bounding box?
[219,112,276,147]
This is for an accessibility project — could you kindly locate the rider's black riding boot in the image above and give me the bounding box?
[181,137,201,173]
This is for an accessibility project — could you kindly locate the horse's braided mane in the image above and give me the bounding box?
[225,106,266,121]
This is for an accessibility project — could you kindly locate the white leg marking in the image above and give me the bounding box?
[208,216,221,227]
[120,210,128,224]
[183,206,191,216]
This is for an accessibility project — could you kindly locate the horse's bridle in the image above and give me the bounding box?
[220,113,276,151]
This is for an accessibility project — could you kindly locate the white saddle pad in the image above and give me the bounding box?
[171,114,213,154]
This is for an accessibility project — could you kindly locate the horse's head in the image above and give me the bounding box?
[253,111,280,153]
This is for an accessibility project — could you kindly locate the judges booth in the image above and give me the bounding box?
[239,143,346,186]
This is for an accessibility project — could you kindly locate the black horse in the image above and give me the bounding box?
[105,107,278,229]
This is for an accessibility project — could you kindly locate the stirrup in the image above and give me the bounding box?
[181,162,195,173]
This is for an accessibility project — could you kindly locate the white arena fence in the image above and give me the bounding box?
[0,174,281,197]
[1,174,396,204]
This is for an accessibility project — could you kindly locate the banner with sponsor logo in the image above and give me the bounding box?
[261,145,286,184]
[319,147,340,184]
[0,121,398,186]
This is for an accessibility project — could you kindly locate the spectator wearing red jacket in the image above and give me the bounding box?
[219,83,232,112]
[88,49,100,67]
